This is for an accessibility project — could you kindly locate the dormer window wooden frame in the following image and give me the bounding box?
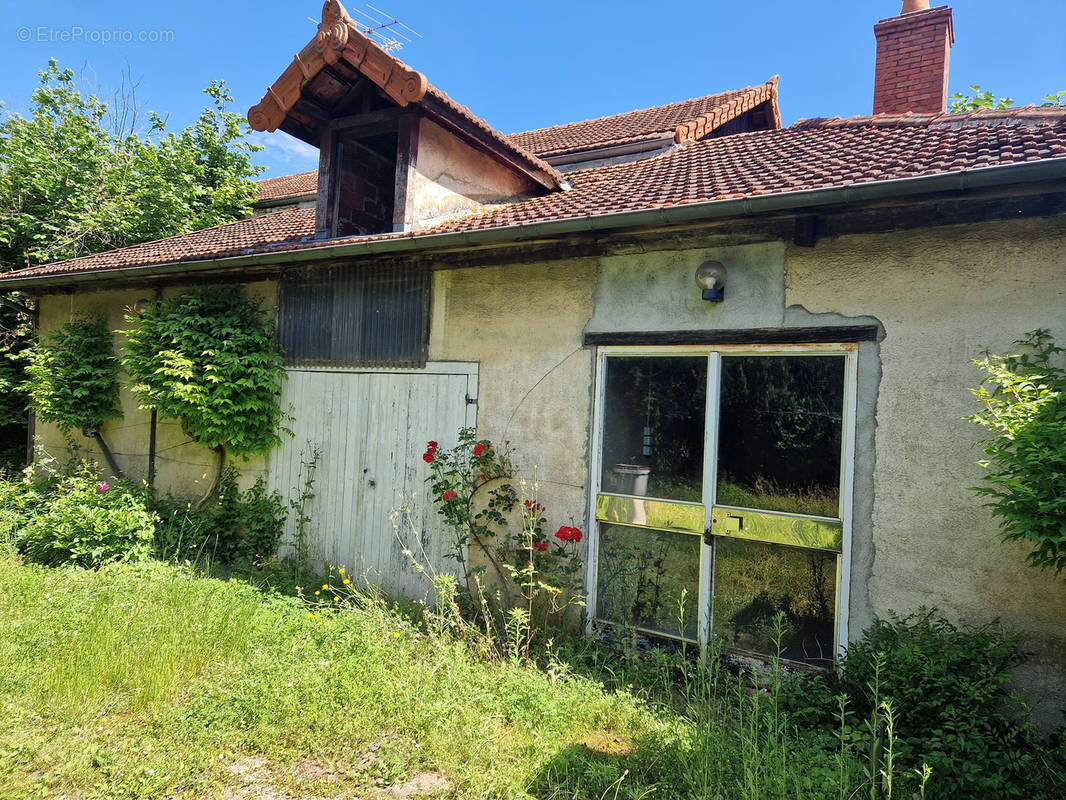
[249,0,563,240]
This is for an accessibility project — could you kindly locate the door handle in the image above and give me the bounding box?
[706,513,744,544]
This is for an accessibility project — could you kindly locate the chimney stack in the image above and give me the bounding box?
[873,2,954,115]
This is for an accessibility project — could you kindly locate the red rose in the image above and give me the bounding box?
[442,490,458,502]
[427,441,439,451]
[534,542,548,552]
[473,443,487,457]
[479,474,487,482]
[555,526,584,543]
[423,452,434,463]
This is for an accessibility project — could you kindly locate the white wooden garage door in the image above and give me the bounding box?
[267,362,478,600]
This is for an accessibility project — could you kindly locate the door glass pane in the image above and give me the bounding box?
[601,356,706,502]
[712,537,837,666]
[596,524,700,640]
[716,355,845,518]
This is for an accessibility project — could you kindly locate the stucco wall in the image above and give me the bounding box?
[34,280,278,498]
[787,214,1066,728]
[428,260,598,569]
[407,119,535,229]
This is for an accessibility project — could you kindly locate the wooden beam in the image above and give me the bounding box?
[794,215,818,247]
[278,117,317,146]
[393,114,422,232]
[583,326,881,348]
[329,106,404,132]
[315,128,339,239]
[331,76,369,116]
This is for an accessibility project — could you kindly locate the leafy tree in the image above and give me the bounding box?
[119,289,286,501]
[24,315,125,476]
[950,84,1066,113]
[0,59,261,268]
[0,60,263,467]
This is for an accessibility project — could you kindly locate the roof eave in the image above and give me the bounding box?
[5,158,1066,291]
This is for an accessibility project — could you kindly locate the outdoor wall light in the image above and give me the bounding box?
[695,260,728,302]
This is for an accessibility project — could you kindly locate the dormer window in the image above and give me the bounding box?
[248,0,562,240]
[327,120,400,237]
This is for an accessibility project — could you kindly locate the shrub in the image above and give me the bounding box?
[422,430,585,634]
[4,466,154,568]
[23,314,126,475]
[968,330,1066,577]
[119,288,286,458]
[24,314,121,435]
[152,466,285,565]
[783,609,1054,799]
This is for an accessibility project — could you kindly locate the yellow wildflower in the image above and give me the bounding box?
[314,590,321,596]
[333,596,340,602]
[343,578,351,585]
[338,567,345,575]
[322,584,329,590]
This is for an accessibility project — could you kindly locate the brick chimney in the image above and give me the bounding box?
[873,1,954,115]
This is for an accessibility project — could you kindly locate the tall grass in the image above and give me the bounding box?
[0,552,942,800]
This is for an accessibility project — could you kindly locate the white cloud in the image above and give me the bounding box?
[250,131,319,177]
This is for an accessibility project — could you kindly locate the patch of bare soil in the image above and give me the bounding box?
[213,753,451,800]
[369,772,452,799]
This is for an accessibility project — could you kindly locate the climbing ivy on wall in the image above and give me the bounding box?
[968,330,1066,578]
[24,314,125,475]
[120,288,287,488]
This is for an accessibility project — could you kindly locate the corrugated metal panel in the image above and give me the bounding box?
[267,364,478,600]
[279,263,428,368]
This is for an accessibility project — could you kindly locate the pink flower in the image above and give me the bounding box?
[96,482,109,493]
[473,443,487,457]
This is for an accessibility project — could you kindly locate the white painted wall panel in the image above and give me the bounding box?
[268,363,477,601]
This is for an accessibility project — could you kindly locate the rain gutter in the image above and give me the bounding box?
[3,157,1065,291]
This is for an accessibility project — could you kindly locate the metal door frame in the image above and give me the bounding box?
[585,343,858,659]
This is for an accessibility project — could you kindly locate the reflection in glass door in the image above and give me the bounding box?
[594,356,707,642]
[590,347,854,665]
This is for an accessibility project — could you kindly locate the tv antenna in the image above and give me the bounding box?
[306,5,422,53]
[351,4,423,53]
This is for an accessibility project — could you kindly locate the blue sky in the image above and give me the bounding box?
[2,1,1064,178]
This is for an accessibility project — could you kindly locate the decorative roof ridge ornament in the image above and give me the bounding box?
[248,0,428,133]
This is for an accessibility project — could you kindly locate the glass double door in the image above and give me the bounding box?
[590,347,852,666]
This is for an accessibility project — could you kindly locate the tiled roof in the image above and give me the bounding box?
[250,80,781,202]
[4,109,1065,283]
[507,80,780,158]
[255,170,317,202]
[6,208,315,278]
[423,110,1066,233]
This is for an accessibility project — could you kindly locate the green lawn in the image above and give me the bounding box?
[0,553,968,800]
[0,555,662,799]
